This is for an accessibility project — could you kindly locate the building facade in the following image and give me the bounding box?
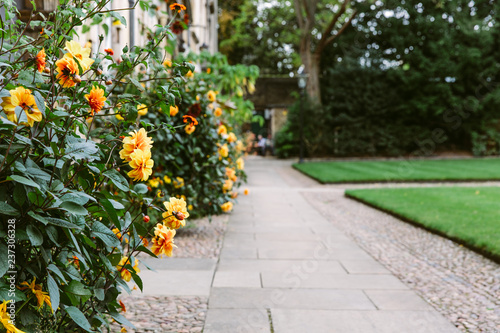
[15,0,218,57]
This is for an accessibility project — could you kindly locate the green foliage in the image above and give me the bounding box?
[125,51,255,219]
[276,0,500,157]
[219,0,300,74]
[0,1,255,332]
[346,186,500,260]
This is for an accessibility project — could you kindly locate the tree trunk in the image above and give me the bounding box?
[300,50,322,104]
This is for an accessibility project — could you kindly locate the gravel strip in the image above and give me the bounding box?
[108,295,207,333]
[302,189,500,333]
[108,215,229,332]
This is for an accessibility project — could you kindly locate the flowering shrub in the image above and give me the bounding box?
[128,51,258,218]
[0,1,200,332]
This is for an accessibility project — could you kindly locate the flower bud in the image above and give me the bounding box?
[97,68,103,75]
[44,67,50,74]
[105,79,113,85]
[73,75,82,83]
[143,215,150,223]
[173,211,185,220]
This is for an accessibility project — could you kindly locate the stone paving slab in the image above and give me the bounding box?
[208,287,376,310]
[216,259,347,274]
[261,272,408,290]
[204,309,271,333]
[364,290,433,310]
[139,258,217,271]
[212,271,262,288]
[271,309,459,333]
[135,270,214,296]
[257,246,374,261]
[340,259,392,274]
[219,245,258,259]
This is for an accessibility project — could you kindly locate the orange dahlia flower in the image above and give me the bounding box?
[55,57,80,88]
[151,224,176,257]
[35,48,46,73]
[85,85,106,115]
[182,115,198,126]
[170,3,187,12]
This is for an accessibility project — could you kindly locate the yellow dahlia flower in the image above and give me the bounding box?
[19,278,51,310]
[0,301,25,333]
[116,257,140,282]
[236,157,245,170]
[222,179,233,193]
[137,104,148,116]
[163,197,190,229]
[1,87,42,126]
[221,201,233,212]
[170,105,179,116]
[64,40,94,71]
[225,167,237,181]
[173,177,184,188]
[207,90,216,102]
[218,144,229,158]
[227,132,237,143]
[127,149,154,181]
[119,128,153,162]
[185,124,196,134]
[217,125,227,135]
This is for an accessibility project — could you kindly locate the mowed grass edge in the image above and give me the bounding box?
[345,186,500,262]
[293,158,500,183]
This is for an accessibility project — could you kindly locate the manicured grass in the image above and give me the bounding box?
[293,158,500,183]
[345,187,500,260]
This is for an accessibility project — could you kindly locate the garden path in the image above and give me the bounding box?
[202,156,460,333]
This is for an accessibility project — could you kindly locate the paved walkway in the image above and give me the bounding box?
[138,157,460,332]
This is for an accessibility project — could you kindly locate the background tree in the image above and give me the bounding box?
[293,0,361,102]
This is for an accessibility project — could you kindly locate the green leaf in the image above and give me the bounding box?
[0,201,19,216]
[33,91,46,116]
[131,273,143,292]
[65,306,92,332]
[60,202,88,215]
[100,198,121,229]
[26,225,43,246]
[0,244,8,278]
[7,175,40,189]
[64,280,91,296]
[108,199,125,210]
[28,211,48,225]
[45,217,82,229]
[94,288,105,301]
[47,274,59,314]
[60,192,93,206]
[65,136,99,161]
[45,226,59,245]
[129,78,145,92]
[91,221,120,248]
[133,183,148,194]
[109,310,135,329]
[47,264,66,283]
[103,169,130,192]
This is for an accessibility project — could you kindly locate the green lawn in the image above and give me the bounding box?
[345,187,500,260]
[293,158,500,183]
